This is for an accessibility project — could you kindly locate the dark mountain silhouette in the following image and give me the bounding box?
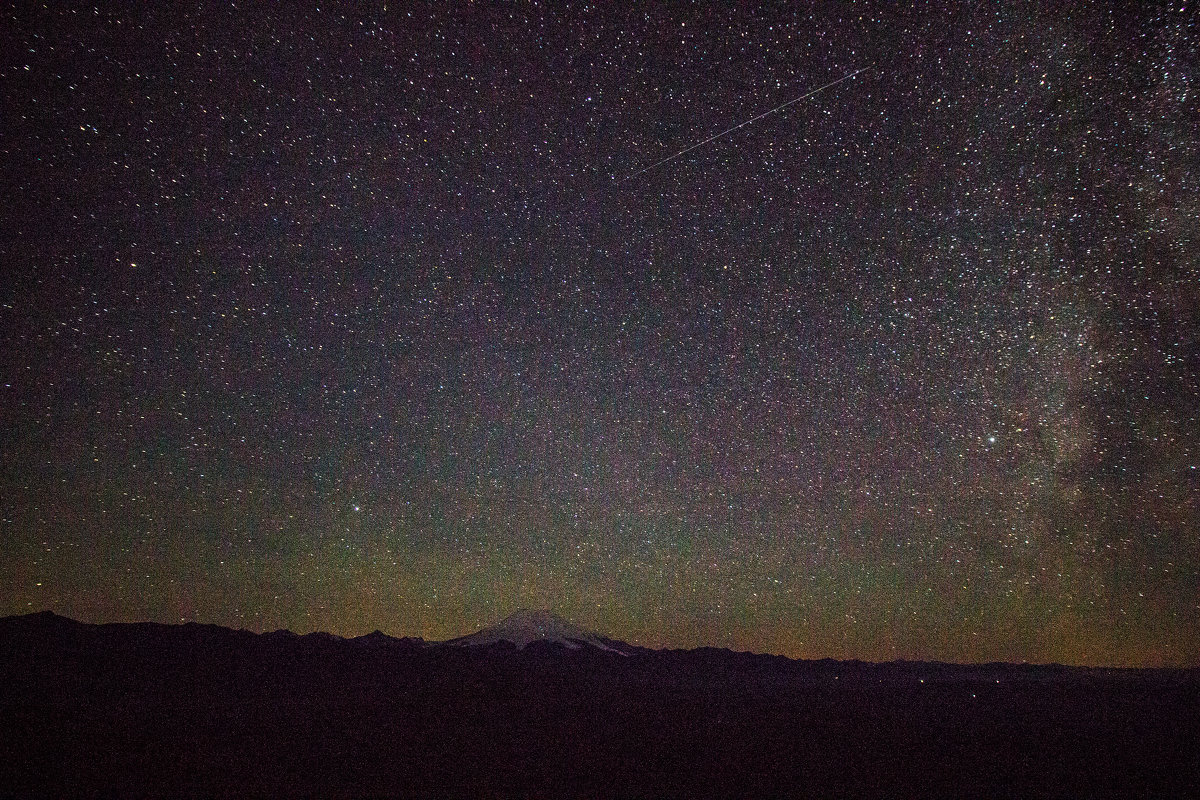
[1,610,1196,798]
[351,629,425,649]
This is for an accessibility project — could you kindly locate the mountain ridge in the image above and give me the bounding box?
[3,609,1195,674]
[3,609,1197,798]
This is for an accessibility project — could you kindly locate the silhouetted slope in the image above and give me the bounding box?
[1,612,1197,799]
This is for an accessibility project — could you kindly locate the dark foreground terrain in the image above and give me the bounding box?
[1,611,1197,798]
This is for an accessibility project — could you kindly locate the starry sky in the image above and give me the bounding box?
[2,1,1197,667]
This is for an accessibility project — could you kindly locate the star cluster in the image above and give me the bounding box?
[2,2,1196,666]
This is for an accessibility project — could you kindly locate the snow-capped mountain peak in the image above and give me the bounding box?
[446,609,629,653]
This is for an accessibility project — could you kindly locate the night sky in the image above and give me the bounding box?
[2,2,1197,667]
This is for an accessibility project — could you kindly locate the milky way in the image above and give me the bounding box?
[2,2,1196,666]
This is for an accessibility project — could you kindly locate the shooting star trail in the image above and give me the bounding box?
[617,67,868,183]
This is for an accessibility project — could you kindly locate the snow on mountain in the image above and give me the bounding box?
[446,609,631,654]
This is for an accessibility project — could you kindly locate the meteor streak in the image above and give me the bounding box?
[617,68,868,182]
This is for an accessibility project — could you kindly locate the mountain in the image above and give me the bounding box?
[2,610,1197,799]
[351,629,425,648]
[442,608,634,654]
